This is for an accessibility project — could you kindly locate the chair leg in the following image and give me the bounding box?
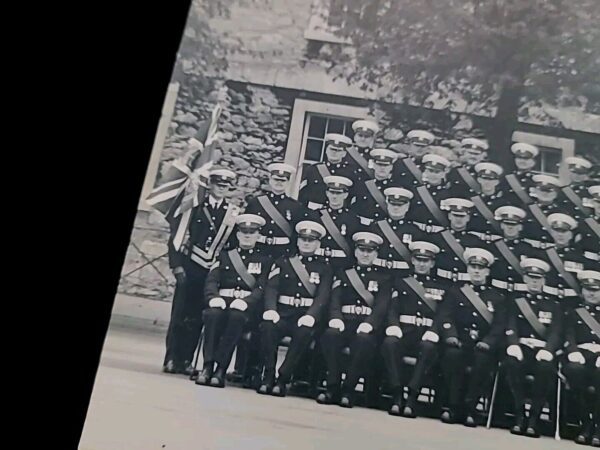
[486,370,499,429]
[190,327,205,379]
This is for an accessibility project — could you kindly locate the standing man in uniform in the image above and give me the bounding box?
[352,149,400,226]
[246,163,308,259]
[502,142,539,206]
[163,169,240,375]
[438,248,507,426]
[257,221,333,396]
[580,185,600,271]
[347,119,379,181]
[559,156,596,222]
[504,258,563,438]
[314,175,364,271]
[299,133,355,210]
[563,270,600,447]
[447,138,490,194]
[196,214,271,387]
[392,130,436,189]
[318,232,392,407]
[381,240,447,416]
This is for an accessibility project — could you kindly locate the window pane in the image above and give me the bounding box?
[328,118,345,134]
[541,148,561,174]
[308,116,327,138]
[306,139,324,162]
[343,120,355,139]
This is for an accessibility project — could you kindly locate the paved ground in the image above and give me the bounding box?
[79,325,576,450]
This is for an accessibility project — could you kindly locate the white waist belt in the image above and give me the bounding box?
[307,201,324,210]
[358,216,373,226]
[414,222,445,233]
[278,296,313,307]
[374,258,410,270]
[315,248,347,258]
[519,337,547,348]
[437,269,470,281]
[584,251,600,261]
[341,305,372,315]
[257,235,290,245]
[578,343,600,353]
[399,315,433,327]
[219,288,252,299]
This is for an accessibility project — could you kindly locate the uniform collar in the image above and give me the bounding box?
[268,192,287,200]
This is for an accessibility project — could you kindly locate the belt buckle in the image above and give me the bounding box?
[355,306,362,315]
[415,317,423,327]
[266,237,273,245]
[294,297,301,307]
[324,248,332,257]
[386,260,393,269]
[234,290,241,299]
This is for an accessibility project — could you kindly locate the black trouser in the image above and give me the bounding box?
[259,309,315,383]
[562,350,600,428]
[320,319,379,392]
[503,345,557,417]
[202,306,254,370]
[164,265,208,366]
[440,343,498,412]
[407,341,441,399]
[381,328,423,392]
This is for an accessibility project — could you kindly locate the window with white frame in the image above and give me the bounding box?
[511,131,574,182]
[533,146,562,175]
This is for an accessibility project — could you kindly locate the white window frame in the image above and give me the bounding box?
[304,0,352,45]
[284,99,369,198]
[138,82,180,211]
[511,130,574,183]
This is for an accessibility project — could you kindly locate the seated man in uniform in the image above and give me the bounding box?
[257,221,333,397]
[380,240,447,417]
[196,214,272,387]
[299,133,354,210]
[504,258,563,438]
[318,232,392,408]
[438,248,507,426]
[314,175,363,271]
[563,270,600,447]
[352,148,400,225]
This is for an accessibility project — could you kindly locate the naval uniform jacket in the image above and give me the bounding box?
[564,300,600,355]
[351,177,399,225]
[314,206,364,268]
[368,218,424,275]
[298,160,356,210]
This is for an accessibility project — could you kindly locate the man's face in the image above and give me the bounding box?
[269,176,288,195]
[533,186,558,204]
[325,144,347,164]
[467,264,490,285]
[410,143,430,158]
[461,149,486,167]
[297,236,320,255]
[449,211,470,231]
[582,287,600,305]
[373,161,393,180]
[478,176,500,196]
[422,166,446,186]
[515,156,535,171]
[550,227,573,247]
[412,256,435,275]
[523,274,545,293]
[593,198,600,217]
[237,229,259,249]
[501,221,523,239]
[326,189,348,210]
[387,201,410,220]
[354,130,375,149]
[569,169,589,184]
[210,182,229,199]
[355,246,377,266]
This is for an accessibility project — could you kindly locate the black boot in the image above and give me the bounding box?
[510,408,527,436]
[441,408,456,424]
[163,360,179,374]
[209,367,226,388]
[271,377,288,397]
[316,388,337,405]
[525,411,541,438]
[591,422,600,448]
[339,384,355,408]
[388,389,404,416]
[464,413,477,428]
[402,391,418,418]
[195,362,214,386]
[257,369,275,395]
[181,360,195,377]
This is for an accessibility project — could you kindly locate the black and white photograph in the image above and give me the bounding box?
[79,1,599,448]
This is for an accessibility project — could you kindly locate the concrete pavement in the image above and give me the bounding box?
[79,324,576,450]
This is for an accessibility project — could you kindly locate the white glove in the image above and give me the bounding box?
[421,331,439,343]
[297,315,315,328]
[536,349,554,362]
[357,322,373,334]
[328,318,345,332]
[262,310,280,323]
[208,297,226,309]
[230,299,248,311]
[506,345,523,361]
[567,351,586,364]
[596,356,600,368]
[385,326,403,339]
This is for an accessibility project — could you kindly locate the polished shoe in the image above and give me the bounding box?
[181,361,195,377]
[402,405,416,418]
[163,360,179,374]
[510,413,527,436]
[525,415,540,438]
[388,392,404,416]
[464,414,477,428]
[271,382,287,397]
[257,372,274,395]
[575,420,594,445]
[339,394,354,408]
[591,428,600,447]
[316,390,336,405]
[209,368,226,388]
[195,363,214,385]
[441,409,456,424]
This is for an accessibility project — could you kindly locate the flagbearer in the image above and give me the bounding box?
[246,163,308,259]
[299,134,355,209]
[257,221,333,397]
[314,176,363,270]
[563,270,600,447]
[196,214,272,387]
[318,232,392,408]
[504,258,562,438]
[381,240,448,417]
[163,168,239,375]
[438,248,506,426]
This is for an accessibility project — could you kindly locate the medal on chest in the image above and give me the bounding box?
[286,210,292,221]
[538,310,553,324]
[309,272,320,284]
[425,288,444,301]
[341,224,347,236]
[248,262,261,274]
[368,280,379,292]
[487,301,495,313]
